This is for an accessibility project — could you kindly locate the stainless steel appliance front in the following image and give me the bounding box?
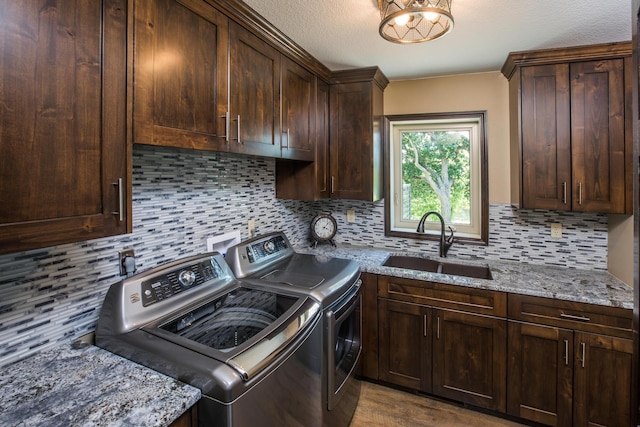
[225,232,363,426]
[96,253,323,426]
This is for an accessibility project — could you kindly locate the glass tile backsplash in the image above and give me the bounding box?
[0,145,607,367]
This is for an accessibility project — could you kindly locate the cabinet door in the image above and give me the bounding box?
[329,81,380,200]
[520,64,572,210]
[360,273,379,380]
[507,321,573,427]
[229,21,280,158]
[573,332,633,427]
[0,0,128,254]
[378,299,431,391]
[274,79,329,200]
[133,0,228,151]
[315,80,330,198]
[281,58,315,161]
[570,59,626,213]
[432,309,507,412]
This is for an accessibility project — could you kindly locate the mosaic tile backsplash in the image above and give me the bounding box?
[0,145,607,367]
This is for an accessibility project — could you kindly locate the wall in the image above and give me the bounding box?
[383,71,633,284]
[384,72,511,204]
[309,199,607,268]
[0,146,309,368]
[0,72,628,369]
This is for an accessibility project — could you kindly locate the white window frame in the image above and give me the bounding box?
[384,111,488,245]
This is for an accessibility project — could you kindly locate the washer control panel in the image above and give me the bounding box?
[141,257,225,307]
[246,234,289,263]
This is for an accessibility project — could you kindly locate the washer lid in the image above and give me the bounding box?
[143,285,320,381]
[260,270,325,289]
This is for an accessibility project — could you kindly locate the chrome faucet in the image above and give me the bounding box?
[416,211,454,257]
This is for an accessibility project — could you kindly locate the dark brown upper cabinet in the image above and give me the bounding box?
[0,0,129,255]
[502,42,632,214]
[133,0,324,161]
[228,20,280,158]
[275,67,388,201]
[329,68,388,201]
[275,80,330,199]
[132,0,229,151]
[280,57,316,161]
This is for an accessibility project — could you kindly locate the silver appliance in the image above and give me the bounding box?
[96,253,324,426]
[225,232,362,427]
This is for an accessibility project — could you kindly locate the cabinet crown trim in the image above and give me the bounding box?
[330,66,389,90]
[501,41,632,80]
[207,0,331,81]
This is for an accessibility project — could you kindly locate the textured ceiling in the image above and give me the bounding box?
[241,0,632,81]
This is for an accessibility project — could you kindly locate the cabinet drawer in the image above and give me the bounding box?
[508,294,633,338]
[378,276,507,317]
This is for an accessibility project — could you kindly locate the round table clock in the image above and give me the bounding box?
[310,213,337,248]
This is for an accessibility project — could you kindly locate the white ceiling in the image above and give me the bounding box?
[241,0,632,81]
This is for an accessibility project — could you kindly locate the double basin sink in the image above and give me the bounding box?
[383,255,493,280]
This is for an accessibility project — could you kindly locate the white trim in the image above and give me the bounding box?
[389,117,482,239]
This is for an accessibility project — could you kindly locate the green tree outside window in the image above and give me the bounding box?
[401,129,471,224]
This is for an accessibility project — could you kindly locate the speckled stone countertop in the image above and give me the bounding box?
[0,341,200,427]
[296,245,633,310]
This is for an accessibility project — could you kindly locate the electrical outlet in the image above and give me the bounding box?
[347,210,356,223]
[248,219,256,236]
[550,223,562,239]
[118,249,135,276]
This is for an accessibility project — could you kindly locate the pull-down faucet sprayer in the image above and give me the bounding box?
[416,211,454,257]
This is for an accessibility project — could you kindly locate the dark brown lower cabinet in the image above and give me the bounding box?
[378,298,506,412]
[169,405,197,427]
[378,299,432,391]
[372,278,634,426]
[508,321,573,426]
[433,309,506,412]
[572,332,633,427]
[360,273,379,380]
[508,321,633,427]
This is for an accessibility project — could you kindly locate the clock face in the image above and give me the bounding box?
[311,214,337,241]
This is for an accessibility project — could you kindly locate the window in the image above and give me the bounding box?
[384,111,488,244]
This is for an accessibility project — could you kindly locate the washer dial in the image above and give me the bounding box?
[263,240,276,254]
[178,270,196,287]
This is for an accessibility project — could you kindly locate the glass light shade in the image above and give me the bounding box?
[379,0,454,44]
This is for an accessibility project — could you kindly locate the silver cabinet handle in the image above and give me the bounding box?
[331,176,335,194]
[232,115,241,144]
[282,128,290,149]
[423,314,427,337]
[436,315,440,340]
[219,112,229,142]
[563,339,569,366]
[560,312,590,322]
[112,178,124,222]
[562,182,567,205]
[578,182,582,205]
[580,342,586,368]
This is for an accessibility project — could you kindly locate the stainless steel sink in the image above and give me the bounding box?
[382,255,493,280]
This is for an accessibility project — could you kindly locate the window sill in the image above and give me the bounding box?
[386,229,488,246]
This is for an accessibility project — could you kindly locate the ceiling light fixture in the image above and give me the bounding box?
[378,0,454,44]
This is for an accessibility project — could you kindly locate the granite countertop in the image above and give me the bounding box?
[296,245,633,310]
[0,341,201,427]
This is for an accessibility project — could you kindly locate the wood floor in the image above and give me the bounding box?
[350,382,528,427]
